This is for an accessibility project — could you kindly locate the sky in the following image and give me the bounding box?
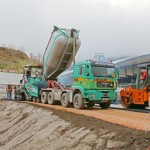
[0,0,150,61]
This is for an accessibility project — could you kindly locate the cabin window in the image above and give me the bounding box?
[146,66,150,85]
[78,66,84,75]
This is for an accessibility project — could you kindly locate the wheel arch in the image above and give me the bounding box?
[73,89,82,96]
[61,91,67,96]
[41,89,53,94]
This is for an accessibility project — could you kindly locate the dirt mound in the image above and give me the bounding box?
[0,100,150,150]
[0,47,39,71]
[0,47,29,60]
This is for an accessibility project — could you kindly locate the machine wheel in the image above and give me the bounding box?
[86,102,94,107]
[21,93,26,101]
[17,94,23,101]
[61,93,70,107]
[47,92,55,105]
[100,101,110,109]
[37,97,41,103]
[73,93,85,109]
[121,96,133,108]
[41,92,48,104]
[32,97,37,102]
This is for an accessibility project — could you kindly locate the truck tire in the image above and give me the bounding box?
[47,92,55,105]
[73,93,85,109]
[87,102,94,107]
[100,101,110,109]
[41,92,48,104]
[32,97,37,102]
[61,93,70,107]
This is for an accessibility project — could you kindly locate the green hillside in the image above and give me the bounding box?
[0,47,40,72]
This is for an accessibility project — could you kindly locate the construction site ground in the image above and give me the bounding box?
[0,100,150,150]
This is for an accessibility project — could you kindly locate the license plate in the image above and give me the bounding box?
[102,98,109,101]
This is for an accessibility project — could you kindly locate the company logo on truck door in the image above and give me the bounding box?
[32,87,38,93]
[94,78,111,82]
[74,77,83,81]
[28,86,38,93]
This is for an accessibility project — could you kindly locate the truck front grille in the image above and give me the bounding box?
[97,82,114,88]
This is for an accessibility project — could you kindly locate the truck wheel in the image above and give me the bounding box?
[47,92,55,105]
[73,93,85,109]
[100,101,110,109]
[87,102,94,107]
[32,97,37,102]
[61,93,70,107]
[41,92,48,104]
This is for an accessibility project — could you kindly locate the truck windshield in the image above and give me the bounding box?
[31,67,42,78]
[92,66,116,77]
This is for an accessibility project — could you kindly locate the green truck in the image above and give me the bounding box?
[15,26,117,109]
[71,60,117,109]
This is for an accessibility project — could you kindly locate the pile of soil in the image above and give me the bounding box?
[0,47,40,71]
[0,100,150,150]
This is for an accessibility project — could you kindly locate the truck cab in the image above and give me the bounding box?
[72,60,117,109]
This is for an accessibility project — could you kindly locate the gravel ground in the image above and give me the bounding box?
[0,100,150,150]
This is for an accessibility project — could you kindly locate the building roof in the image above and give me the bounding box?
[115,53,150,68]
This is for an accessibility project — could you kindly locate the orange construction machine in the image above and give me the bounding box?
[120,63,150,108]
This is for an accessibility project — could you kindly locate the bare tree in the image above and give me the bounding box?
[2,43,6,48]
[37,53,43,63]
[29,52,35,59]
[20,46,25,53]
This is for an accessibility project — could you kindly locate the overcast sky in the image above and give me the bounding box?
[0,0,150,61]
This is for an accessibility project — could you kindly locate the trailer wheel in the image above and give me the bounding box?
[100,101,110,109]
[41,92,48,104]
[32,97,37,102]
[73,93,85,109]
[61,93,70,107]
[47,92,55,105]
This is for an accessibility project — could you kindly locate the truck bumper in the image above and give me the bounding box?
[84,90,117,101]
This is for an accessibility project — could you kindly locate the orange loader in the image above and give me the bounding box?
[120,63,150,108]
